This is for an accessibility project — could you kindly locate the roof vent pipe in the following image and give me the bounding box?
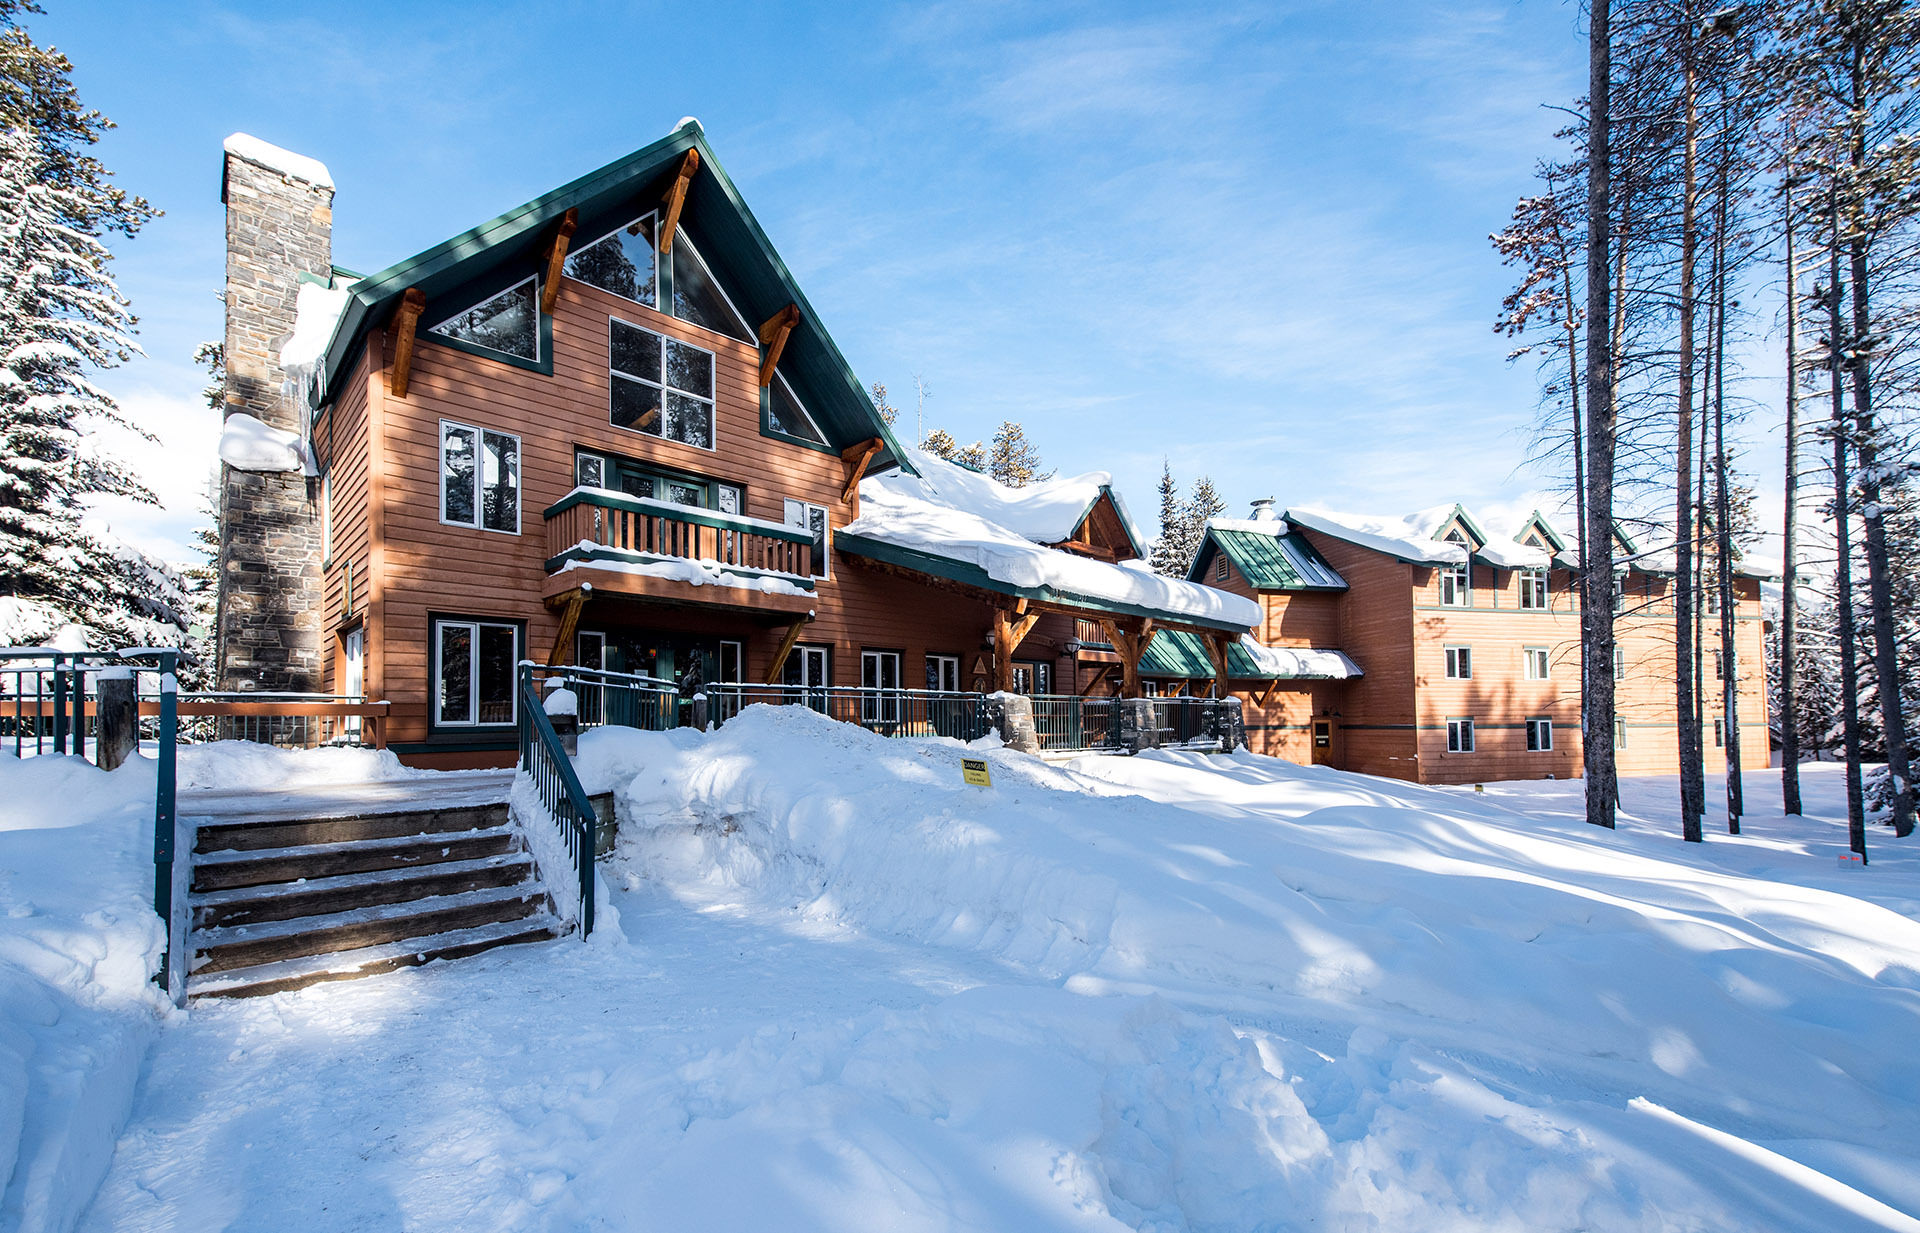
[1250,498,1278,522]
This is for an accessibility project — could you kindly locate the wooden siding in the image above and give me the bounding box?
[317,348,373,695]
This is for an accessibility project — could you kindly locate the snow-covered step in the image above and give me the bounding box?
[190,853,537,929]
[190,825,519,892]
[193,801,510,854]
[191,883,548,975]
[185,913,563,1000]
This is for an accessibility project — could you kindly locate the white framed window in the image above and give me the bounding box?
[1444,646,1472,680]
[716,483,743,516]
[926,654,960,692]
[1705,588,1721,616]
[1713,717,1726,748]
[717,639,743,683]
[784,499,829,579]
[440,420,520,534]
[783,644,829,688]
[609,318,715,450]
[1614,571,1628,612]
[767,371,828,445]
[1613,646,1626,681]
[1439,562,1471,607]
[1519,568,1547,609]
[1523,647,1550,681]
[575,452,606,489]
[428,275,539,362]
[1614,718,1627,749]
[861,650,903,724]
[671,230,754,342]
[433,618,518,727]
[1446,717,1475,753]
[565,212,658,308]
[1526,717,1553,751]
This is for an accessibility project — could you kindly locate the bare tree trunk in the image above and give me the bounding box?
[1830,191,1868,860]
[1779,154,1804,816]
[1582,0,1619,829]
[1712,146,1743,832]
[1675,40,1704,842]
[1845,37,1915,837]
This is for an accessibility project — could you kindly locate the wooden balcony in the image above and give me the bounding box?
[542,489,818,617]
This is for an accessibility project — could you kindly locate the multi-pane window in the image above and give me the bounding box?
[926,654,960,693]
[783,645,829,688]
[1613,572,1629,612]
[1439,563,1471,606]
[610,320,715,449]
[1444,646,1472,680]
[434,618,517,726]
[440,421,520,533]
[1523,647,1550,681]
[1713,650,1726,681]
[1713,717,1727,748]
[861,650,903,725]
[566,214,658,307]
[1519,568,1548,609]
[784,499,829,578]
[1614,718,1627,750]
[1526,718,1553,752]
[1446,717,1475,753]
[429,276,539,362]
[1012,662,1052,695]
[1614,646,1627,681]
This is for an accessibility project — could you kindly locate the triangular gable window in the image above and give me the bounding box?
[1523,531,1546,549]
[566,214,658,308]
[429,276,539,362]
[767,371,827,445]
[671,232,751,342]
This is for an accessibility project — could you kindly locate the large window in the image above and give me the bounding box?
[782,645,829,688]
[1444,646,1471,680]
[1523,647,1550,681]
[1526,717,1553,752]
[434,618,518,727]
[784,499,829,579]
[441,420,520,533]
[1439,562,1471,607]
[429,276,539,362]
[672,235,752,342]
[610,319,715,449]
[767,373,828,445]
[926,654,960,692]
[1519,568,1547,609]
[1446,717,1475,753]
[566,214,658,307]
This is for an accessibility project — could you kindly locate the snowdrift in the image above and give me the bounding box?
[596,708,1920,1229]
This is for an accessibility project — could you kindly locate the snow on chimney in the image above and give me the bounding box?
[1250,498,1278,522]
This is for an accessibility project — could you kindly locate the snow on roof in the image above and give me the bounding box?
[554,551,816,598]
[223,133,334,188]
[1285,503,1558,569]
[1236,636,1364,679]
[218,412,309,474]
[849,449,1259,628]
[278,278,356,407]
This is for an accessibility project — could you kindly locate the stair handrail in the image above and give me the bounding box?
[515,664,597,936]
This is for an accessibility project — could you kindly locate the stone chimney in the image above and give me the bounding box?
[1249,498,1278,523]
[215,135,334,692]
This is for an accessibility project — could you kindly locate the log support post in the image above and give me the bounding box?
[388,287,427,398]
[1098,617,1156,697]
[841,437,882,515]
[758,304,800,388]
[1204,632,1233,700]
[545,586,590,667]
[659,149,700,254]
[764,615,812,684]
[540,208,579,314]
[993,600,1042,694]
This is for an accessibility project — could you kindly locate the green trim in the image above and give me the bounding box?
[420,320,553,376]
[1064,489,1147,559]
[1435,504,1490,549]
[419,269,554,376]
[543,544,816,588]
[835,531,1250,633]
[544,489,813,543]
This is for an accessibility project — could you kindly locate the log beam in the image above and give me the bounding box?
[387,287,427,398]
[993,600,1042,693]
[757,303,800,388]
[658,149,700,254]
[545,587,589,667]
[1258,679,1281,708]
[763,615,811,684]
[1098,617,1156,697]
[1204,631,1232,700]
[841,437,882,507]
[540,208,579,314]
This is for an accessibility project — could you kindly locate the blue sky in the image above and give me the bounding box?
[47,0,1616,562]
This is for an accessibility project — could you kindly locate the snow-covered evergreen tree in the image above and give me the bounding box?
[1149,470,1227,579]
[0,2,179,649]
[987,421,1053,487]
[921,427,986,470]
[1148,461,1185,576]
[869,381,897,427]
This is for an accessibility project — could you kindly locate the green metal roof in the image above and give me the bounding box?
[1138,630,1359,681]
[834,532,1252,633]
[314,121,913,476]
[1188,527,1347,591]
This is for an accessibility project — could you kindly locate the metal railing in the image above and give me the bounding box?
[704,683,991,742]
[515,666,598,937]
[1152,696,1218,746]
[527,663,679,731]
[1028,694,1123,750]
[158,692,387,748]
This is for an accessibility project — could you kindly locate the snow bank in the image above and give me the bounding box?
[596,709,1920,1227]
[216,413,306,474]
[222,133,333,188]
[0,754,166,1233]
[848,450,1257,628]
[175,742,433,792]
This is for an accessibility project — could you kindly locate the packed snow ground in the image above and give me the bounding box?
[42,712,1920,1230]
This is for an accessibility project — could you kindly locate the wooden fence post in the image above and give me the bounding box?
[95,668,138,771]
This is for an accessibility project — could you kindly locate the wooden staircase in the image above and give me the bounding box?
[185,796,563,999]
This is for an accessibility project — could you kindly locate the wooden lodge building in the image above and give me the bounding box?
[214,125,1770,783]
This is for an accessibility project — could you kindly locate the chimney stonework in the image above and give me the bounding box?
[215,144,333,692]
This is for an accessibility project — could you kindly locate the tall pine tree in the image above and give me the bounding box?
[987,421,1053,487]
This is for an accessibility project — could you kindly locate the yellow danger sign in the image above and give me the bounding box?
[961,757,992,787]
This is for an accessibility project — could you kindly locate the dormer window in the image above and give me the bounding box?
[566,213,659,307]
[429,276,539,362]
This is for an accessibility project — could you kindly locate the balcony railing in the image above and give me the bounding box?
[544,489,815,584]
